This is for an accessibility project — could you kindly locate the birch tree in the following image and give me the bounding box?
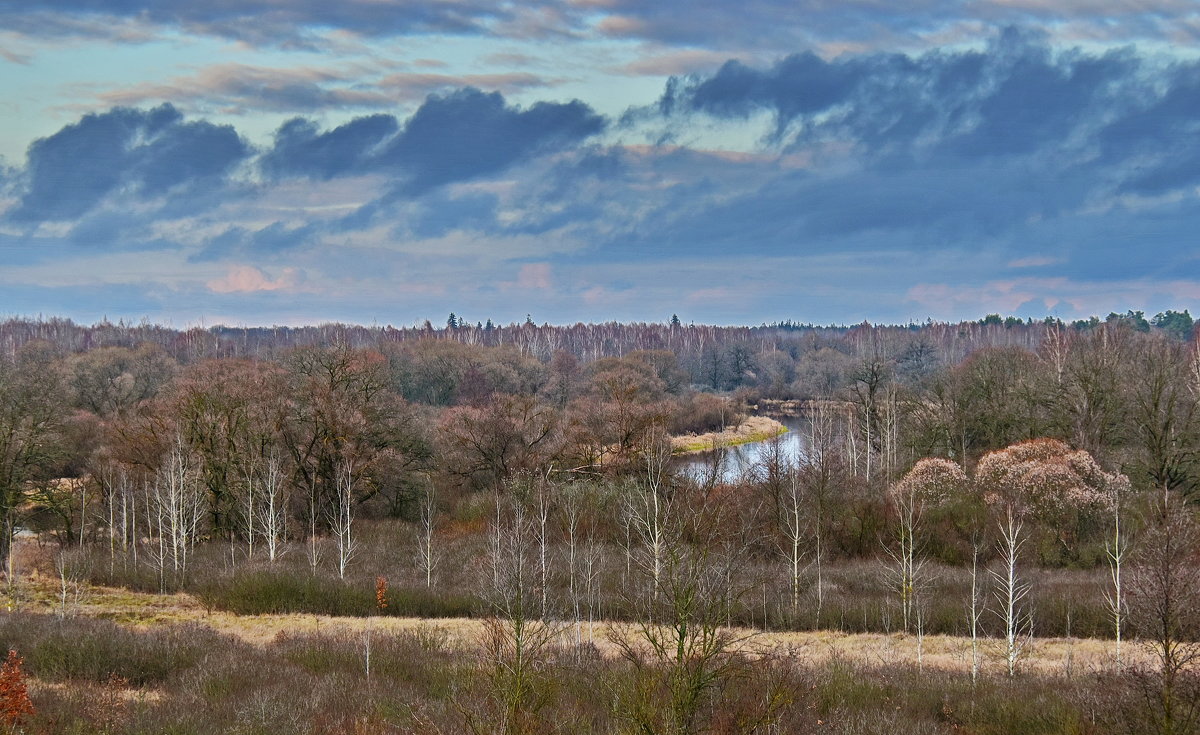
[991,505,1031,677]
[777,463,806,620]
[330,462,356,579]
[974,438,1115,676]
[244,453,289,563]
[887,458,965,632]
[1104,471,1133,666]
[623,430,674,598]
[146,438,205,591]
[416,480,438,588]
[967,538,985,683]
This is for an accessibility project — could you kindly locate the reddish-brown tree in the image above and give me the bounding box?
[0,649,33,728]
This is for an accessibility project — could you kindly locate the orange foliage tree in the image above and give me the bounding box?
[0,649,34,729]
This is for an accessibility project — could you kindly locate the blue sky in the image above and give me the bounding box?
[3,2,1200,327]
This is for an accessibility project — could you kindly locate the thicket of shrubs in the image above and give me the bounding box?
[193,569,478,619]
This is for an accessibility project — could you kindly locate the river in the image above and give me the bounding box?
[675,415,809,484]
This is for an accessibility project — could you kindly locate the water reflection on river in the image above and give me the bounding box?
[675,416,809,484]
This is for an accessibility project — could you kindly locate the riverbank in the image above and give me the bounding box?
[670,415,788,454]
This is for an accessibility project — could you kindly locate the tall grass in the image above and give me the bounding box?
[1,609,1140,735]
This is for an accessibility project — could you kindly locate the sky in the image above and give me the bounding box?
[3,2,1200,327]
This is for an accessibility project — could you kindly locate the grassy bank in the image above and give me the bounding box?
[670,414,788,454]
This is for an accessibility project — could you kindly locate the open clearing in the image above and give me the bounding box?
[9,577,1135,678]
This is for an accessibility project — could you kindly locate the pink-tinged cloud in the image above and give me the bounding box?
[1007,256,1064,268]
[91,63,393,113]
[905,279,1054,314]
[516,263,552,290]
[617,49,739,77]
[581,285,620,305]
[376,72,563,101]
[907,277,1200,319]
[685,287,735,303]
[596,15,646,36]
[207,265,303,294]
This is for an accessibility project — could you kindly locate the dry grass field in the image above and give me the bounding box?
[7,574,1136,678]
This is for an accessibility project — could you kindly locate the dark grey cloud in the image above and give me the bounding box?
[10,103,248,223]
[190,222,321,262]
[1102,66,1200,195]
[654,30,1200,189]
[261,115,399,180]
[464,33,1200,282]
[263,88,605,193]
[377,87,605,193]
[7,87,601,230]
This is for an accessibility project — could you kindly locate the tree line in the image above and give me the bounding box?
[1,312,1198,567]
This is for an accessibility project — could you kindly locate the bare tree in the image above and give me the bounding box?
[991,506,1032,678]
[623,431,674,598]
[306,480,322,575]
[609,486,783,735]
[563,483,606,645]
[416,479,438,588]
[973,439,1119,675]
[475,487,561,735]
[145,437,205,591]
[967,537,985,683]
[534,476,552,620]
[561,483,584,641]
[241,463,256,560]
[1126,497,1200,735]
[1106,472,1133,666]
[777,463,806,620]
[252,454,289,563]
[54,548,88,620]
[330,462,356,579]
[793,404,843,626]
[885,458,964,632]
[0,342,70,567]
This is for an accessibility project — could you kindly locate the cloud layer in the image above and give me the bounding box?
[5,0,1200,53]
[4,30,1200,325]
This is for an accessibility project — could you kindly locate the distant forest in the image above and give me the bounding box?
[0,306,1196,551]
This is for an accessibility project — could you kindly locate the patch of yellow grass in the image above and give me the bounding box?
[672,415,788,454]
[11,577,1140,677]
